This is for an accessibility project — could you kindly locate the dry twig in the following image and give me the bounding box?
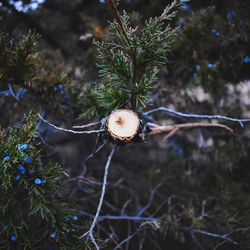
[148,122,233,140]
[80,144,117,250]
[38,114,104,134]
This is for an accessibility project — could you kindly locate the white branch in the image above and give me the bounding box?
[137,183,161,216]
[80,211,239,247]
[144,107,250,127]
[80,211,161,222]
[73,118,105,129]
[80,144,117,250]
[182,226,238,245]
[38,114,104,134]
[114,229,141,250]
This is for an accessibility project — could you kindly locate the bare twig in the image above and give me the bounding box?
[137,183,161,216]
[121,199,133,215]
[73,118,105,129]
[79,120,106,176]
[79,141,107,176]
[148,122,233,140]
[8,83,18,100]
[37,131,56,152]
[213,240,228,250]
[80,144,117,250]
[80,210,239,247]
[0,89,11,96]
[150,199,168,217]
[114,228,141,250]
[191,232,204,250]
[80,211,161,222]
[38,114,104,134]
[143,107,250,127]
[182,226,238,245]
[126,221,131,250]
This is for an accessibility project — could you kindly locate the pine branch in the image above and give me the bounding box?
[82,0,183,116]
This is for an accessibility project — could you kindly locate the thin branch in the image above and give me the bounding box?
[148,122,233,140]
[38,114,104,134]
[79,141,107,176]
[137,183,161,216]
[114,228,141,250]
[150,199,168,217]
[8,83,18,100]
[121,199,132,215]
[80,144,117,250]
[73,119,105,129]
[80,210,239,247]
[143,107,250,127]
[126,221,131,250]
[37,131,57,152]
[190,232,204,250]
[213,240,228,250]
[182,226,238,245]
[80,211,161,222]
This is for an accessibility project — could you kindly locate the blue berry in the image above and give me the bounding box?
[50,232,56,238]
[11,236,17,241]
[17,164,25,174]
[3,156,10,162]
[244,56,249,63]
[22,144,29,150]
[34,178,42,184]
[24,156,32,163]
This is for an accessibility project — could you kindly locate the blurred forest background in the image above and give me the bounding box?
[0,0,250,249]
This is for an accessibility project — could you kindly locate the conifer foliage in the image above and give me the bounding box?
[0,113,85,249]
[82,0,189,117]
[0,0,250,249]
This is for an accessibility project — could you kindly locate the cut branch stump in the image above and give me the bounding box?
[106,109,141,144]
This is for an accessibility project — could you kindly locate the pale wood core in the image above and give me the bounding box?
[106,109,140,142]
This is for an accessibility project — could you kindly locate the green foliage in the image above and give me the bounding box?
[215,138,247,172]
[80,0,189,117]
[169,3,250,96]
[0,30,38,88]
[0,24,70,114]
[0,113,84,249]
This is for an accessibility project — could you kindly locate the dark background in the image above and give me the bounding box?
[0,0,250,249]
